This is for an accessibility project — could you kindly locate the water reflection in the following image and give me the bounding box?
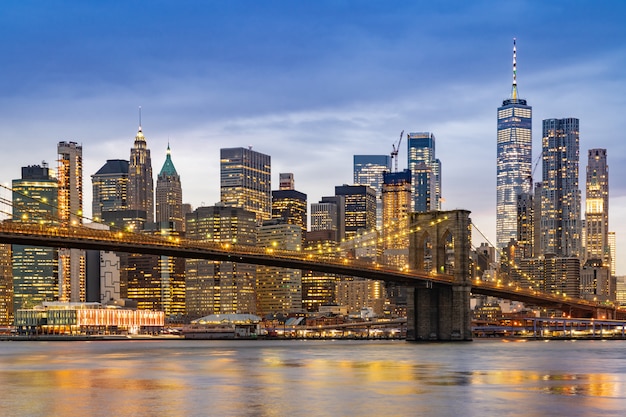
[1,340,625,417]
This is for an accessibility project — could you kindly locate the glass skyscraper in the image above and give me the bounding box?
[407,132,441,213]
[353,155,391,230]
[91,159,129,222]
[496,39,532,250]
[540,118,581,257]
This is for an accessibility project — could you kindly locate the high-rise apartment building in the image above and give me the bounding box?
[407,132,441,213]
[185,205,257,318]
[354,155,391,230]
[128,124,154,224]
[256,220,302,316]
[496,39,532,251]
[220,147,271,225]
[272,173,307,239]
[540,118,581,257]
[57,141,86,303]
[91,159,129,222]
[0,242,12,325]
[155,145,184,231]
[585,149,609,265]
[335,185,376,240]
[12,165,58,310]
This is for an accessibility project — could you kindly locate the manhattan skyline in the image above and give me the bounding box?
[1,1,626,274]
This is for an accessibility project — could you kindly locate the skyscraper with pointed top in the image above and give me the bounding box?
[156,144,184,231]
[497,38,532,251]
[128,111,154,224]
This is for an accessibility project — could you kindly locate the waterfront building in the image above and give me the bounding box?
[271,173,307,239]
[540,118,581,257]
[353,155,391,230]
[128,123,154,224]
[185,205,257,318]
[220,147,271,225]
[155,144,184,231]
[83,223,121,304]
[11,164,59,311]
[407,132,441,213]
[334,184,376,240]
[14,302,164,336]
[57,141,86,303]
[496,39,532,251]
[256,220,302,316]
[91,159,129,222]
[584,149,609,266]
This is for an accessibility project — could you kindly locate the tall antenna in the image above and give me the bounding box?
[511,38,518,100]
[138,106,142,132]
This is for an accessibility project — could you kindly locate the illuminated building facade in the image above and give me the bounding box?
[496,40,532,251]
[91,159,129,222]
[0,243,12,325]
[57,141,86,303]
[381,170,411,268]
[580,259,614,302]
[121,226,185,318]
[511,255,580,298]
[302,231,340,312]
[310,196,345,242]
[128,124,154,224]
[156,145,184,231]
[336,279,385,315]
[256,220,302,315]
[14,302,164,335]
[354,155,391,230]
[12,165,59,310]
[585,149,609,265]
[408,132,441,213]
[335,184,376,240]
[516,193,534,260]
[220,147,271,225]
[540,118,581,257]
[185,205,257,318]
[271,173,307,240]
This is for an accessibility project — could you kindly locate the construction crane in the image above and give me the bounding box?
[391,130,404,172]
[528,151,542,191]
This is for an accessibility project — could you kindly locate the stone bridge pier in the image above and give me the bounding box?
[406,210,472,341]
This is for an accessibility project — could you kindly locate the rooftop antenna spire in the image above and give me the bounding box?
[138,106,142,132]
[511,38,518,100]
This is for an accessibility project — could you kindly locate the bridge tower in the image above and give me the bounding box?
[406,210,472,341]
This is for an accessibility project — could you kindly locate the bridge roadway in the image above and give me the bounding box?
[0,222,618,317]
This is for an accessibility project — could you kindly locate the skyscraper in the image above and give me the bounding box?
[185,205,257,318]
[540,118,581,257]
[585,149,609,265]
[156,144,184,231]
[407,132,441,213]
[91,159,129,222]
[12,165,58,310]
[128,122,154,224]
[354,155,391,230]
[381,170,411,268]
[220,147,271,225]
[272,173,307,240]
[496,39,532,251]
[256,220,302,316]
[334,184,376,240]
[57,141,86,302]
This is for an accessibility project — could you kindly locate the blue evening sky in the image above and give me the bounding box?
[1,1,625,272]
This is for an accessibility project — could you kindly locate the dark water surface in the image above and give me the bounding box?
[1,339,625,416]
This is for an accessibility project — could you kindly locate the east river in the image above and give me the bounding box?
[1,339,625,417]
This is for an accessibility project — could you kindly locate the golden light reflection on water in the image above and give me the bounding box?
[1,340,625,417]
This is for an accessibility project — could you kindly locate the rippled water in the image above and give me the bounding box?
[1,339,625,417]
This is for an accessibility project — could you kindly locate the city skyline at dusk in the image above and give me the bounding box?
[1,1,626,273]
